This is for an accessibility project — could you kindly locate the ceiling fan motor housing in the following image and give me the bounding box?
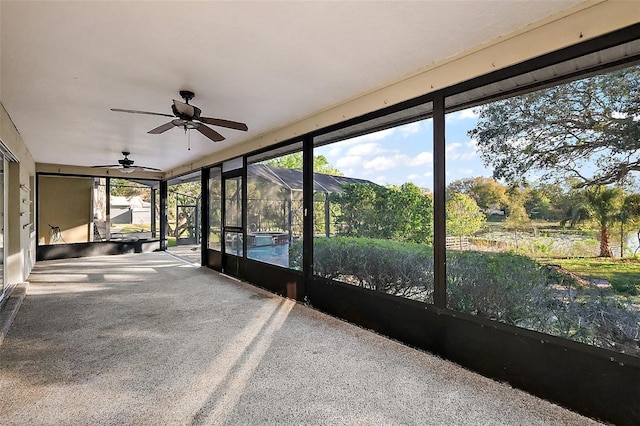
[172,102,201,121]
[179,90,195,102]
[118,151,134,167]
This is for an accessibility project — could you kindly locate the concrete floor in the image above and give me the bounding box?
[167,244,202,264]
[0,252,601,425]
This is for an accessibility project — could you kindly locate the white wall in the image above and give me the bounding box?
[1,103,36,285]
[164,0,640,178]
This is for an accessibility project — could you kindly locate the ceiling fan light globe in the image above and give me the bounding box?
[119,167,136,174]
[172,119,198,130]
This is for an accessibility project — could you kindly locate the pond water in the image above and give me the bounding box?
[623,231,640,256]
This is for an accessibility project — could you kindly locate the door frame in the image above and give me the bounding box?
[221,168,245,276]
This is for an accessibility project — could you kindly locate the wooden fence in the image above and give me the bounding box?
[445,236,469,250]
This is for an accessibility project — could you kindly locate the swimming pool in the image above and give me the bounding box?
[247,243,289,267]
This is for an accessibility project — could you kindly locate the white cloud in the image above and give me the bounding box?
[446,166,475,178]
[345,142,386,156]
[400,121,422,137]
[408,152,433,167]
[407,172,432,180]
[372,175,388,185]
[362,151,433,171]
[335,122,422,147]
[335,155,363,169]
[446,108,479,123]
[447,140,477,161]
[328,147,342,157]
[364,156,398,171]
[446,142,462,153]
[344,127,396,145]
[405,171,435,188]
[459,151,477,161]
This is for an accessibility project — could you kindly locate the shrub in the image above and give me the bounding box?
[446,251,555,327]
[293,237,639,355]
[291,237,433,302]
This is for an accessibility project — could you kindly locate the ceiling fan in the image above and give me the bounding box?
[92,151,161,174]
[111,90,248,143]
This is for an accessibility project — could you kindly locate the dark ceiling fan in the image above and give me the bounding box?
[111,90,248,143]
[92,151,161,174]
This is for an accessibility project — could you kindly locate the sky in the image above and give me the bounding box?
[314,108,492,190]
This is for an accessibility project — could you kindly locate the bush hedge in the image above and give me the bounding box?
[290,237,434,302]
[446,250,555,327]
[291,237,639,355]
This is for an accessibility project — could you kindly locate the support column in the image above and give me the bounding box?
[302,135,314,300]
[151,188,156,238]
[433,96,446,309]
[201,168,210,266]
[160,180,168,251]
[105,177,111,241]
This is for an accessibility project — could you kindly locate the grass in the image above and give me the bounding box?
[475,222,640,294]
[111,224,152,233]
[539,257,640,295]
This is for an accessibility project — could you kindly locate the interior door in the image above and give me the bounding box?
[222,171,244,276]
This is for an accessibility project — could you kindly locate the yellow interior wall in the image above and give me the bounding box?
[38,176,92,245]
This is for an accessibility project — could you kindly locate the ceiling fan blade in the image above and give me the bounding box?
[111,108,174,118]
[137,166,162,172]
[199,117,248,131]
[196,124,225,142]
[148,121,177,134]
[91,164,121,168]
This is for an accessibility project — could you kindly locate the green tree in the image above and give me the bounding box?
[621,193,640,219]
[388,183,434,244]
[503,189,531,251]
[110,178,151,201]
[470,65,640,187]
[447,176,507,213]
[446,193,485,247]
[619,193,640,256]
[525,180,569,221]
[567,185,624,257]
[330,182,433,244]
[329,183,380,237]
[523,187,551,220]
[266,152,343,176]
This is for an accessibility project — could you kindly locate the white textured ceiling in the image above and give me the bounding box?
[1,1,584,173]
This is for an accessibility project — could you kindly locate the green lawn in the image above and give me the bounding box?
[111,224,152,233]
[540,257,640,295]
